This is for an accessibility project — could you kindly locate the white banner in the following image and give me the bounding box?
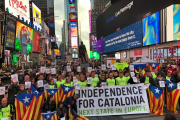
[77,84,150,116]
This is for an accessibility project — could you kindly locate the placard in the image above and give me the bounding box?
[53,78,57,83]
[159,81,165,87]
[151,72,155,75]
[37,81,43,88]
[75,83,81,90]
[45,69,50,74]
[1,117,8,120]
[44,83,50,89]
[77,84,150,116]
[87,77,92,84]
[61,117,65,120]
[95,74,98,78]
[130,65,134,71]
[11,74,18,82]
[177,83,180,90]
[111,65,116,70]
[67,66,71,72]
[130,72,135,77]
[73,79,78,86]
[101,64,106,70]
[0,87,5,95]
[25,82,31,89]
[40,67,46,73]
[101,82,107,87]
[132,77,137,83]
[51,68,56,74]
[88,67,92,73]
[77,66,81,72]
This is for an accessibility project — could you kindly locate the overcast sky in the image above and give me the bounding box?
[54,0,90,56]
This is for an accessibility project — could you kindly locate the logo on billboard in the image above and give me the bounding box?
[32,2,42,29]
[70,22,77,27]
[69,13,77,21]
[9,0,28,12]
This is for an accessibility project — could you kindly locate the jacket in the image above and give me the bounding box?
[41,101,56,113]
[7,84,19,103]
[163,76,175,83]
[128,77,139,84]
[63,96,77,113]
[140,76,155,85]
[175,77,180,83]
[97,79,107,87]
[17,90,28,95]
[0,104,14,120]
[55,107,67,118]
[154,77,165,88]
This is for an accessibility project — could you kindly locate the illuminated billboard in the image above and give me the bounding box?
[70,22,77,27]
[90,51,100,60]
[69,13,77,21]
[71,36,78,48]
[5,0,30,22]
[69,0,75,4]
[54,49,60,56]
[71,27,77,36]
[32,2,42,29]
[32,32,41,53]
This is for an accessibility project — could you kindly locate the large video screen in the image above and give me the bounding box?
[103,21,142,53]
[89,33,97,51]
[173,4,180,40]
[143,11,160,46]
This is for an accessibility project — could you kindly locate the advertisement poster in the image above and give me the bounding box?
[173,4,180,40]
[103,21,142,53]
[32,32,40,52]
[69,13,77,21]
[71,36,78,48]
[46,39,51,55]
[97,39,103,54]
[71,27,77,36]
[89,33,97,51]
[32,2,42,29]
[5,0,30,21]
[89,10,91,33]
[15,21,33,54]
[6,17,16,48]
[54,49,60,56]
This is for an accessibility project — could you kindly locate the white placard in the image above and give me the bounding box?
[95,74,98,78]
[40,67,46,73]
[73,77,77,80]
[0,87,5,95]
[130,72,135,77]
[111,65,116,70]
[77,66,81,72]
[73,79,78,86]
[101,82,107,87]
[45,69,50,74]
[11,74,18,82]
[25,82,31,89]
[75,89,79,94]
[61,117,65,120]
[159,81,165,87]
[151,72,155,75]
[75,83,81,90]
[67,66,71,72]
[53,78,57,83]
[37,81,43,88]
[88,67,92,73]
[132,77,138,83]
[177,83,180,90]
[51,68,56,74]
[44,83,50,89]
[101,64,106,70]
[1,117,8,120]
[87,77,92,84]
[130,65,134,71]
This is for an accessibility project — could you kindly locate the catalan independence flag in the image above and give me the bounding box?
[15,93,36,120]
[59,85,75,102]
[148,85,164,115]
[147,63,161,71]
[132,64,146,73]
[166,80,180,113]
[69,108,89,120]
[42,112,57,120]
[30,83,45,120]
[45,88,61,106]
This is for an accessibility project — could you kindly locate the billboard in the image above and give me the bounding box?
[103,20,142,53]
[54,49,60,56]
[96,0,174,39]
[72,54,78,59]
[97,38,103,54]
[71,27,77,36]
[70,7,76,12]
[70,22,77,27]
[89,10,91,33]
[5,0,30,21]
[48,23,54,28]
[15,21,33,54]
[32,32,40,52]
[69,0,75,4]
[32,2,42,30]
[71,36,78,48]
[6,17,16,48]
[69,13,77,21]
[143,11,160,46]
[46,39,51,55]
[90,51,100,60]
[89,33,97,51]
[173,4,180,40]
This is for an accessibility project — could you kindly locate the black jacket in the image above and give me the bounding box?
[175,77,180,83]
[8,84,19,104]
[140,76,154,85]
[97,79,106,87]
[128,77,139,84]
[154,78,165,88]
[63,96,77,113]
[41,101,56,113]
[56,107,67,118]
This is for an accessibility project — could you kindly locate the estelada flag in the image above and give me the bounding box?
[30,83,45,120]
[45,88,61,106]
[15,93,36,120]
[166,80,180,113]
[69,108,89,120]
[133,64,146,73]
[148,85,164,115]
[42,112,57,120]
[59,85,75,102]
[147,63,161,71]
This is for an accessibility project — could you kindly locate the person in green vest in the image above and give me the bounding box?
[49,79,56,88]
[124,71,131,83]
[116,72,127,85]
[107,73,115,86]
[140,69,154,85]
[61,73,66,82]
[139,67,145,76]
[90,70,99,87]
[78,75,87,88]
[64,76,74,87]
[56,75,65,88]
[113,71,119,79]
[0,98,14,120]
[152,69,158,80]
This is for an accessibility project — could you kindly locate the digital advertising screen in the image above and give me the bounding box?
[69,13,77,21]
[173,4,180,40]
[32,32,41,53]
[70,7,75,12]
[103,21,142,53]
[97,38,103,54]
[72,48,78,54]
[69,0,75,4]
[15,21,33,54]
[71,27,77,36]
[6,17,16,48]
[71,36,78,48]
[143,11,160,46]
[70,22,77,27]
[48,23,54,28]
[32,2,42,29]
[89,33,97,51]
[90,51,100,60]
[54,49,60,56]
[72,54,78,59]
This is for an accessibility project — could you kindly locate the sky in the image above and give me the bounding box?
[54,0,90,56]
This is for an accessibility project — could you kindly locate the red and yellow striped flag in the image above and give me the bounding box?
[59,85,75,102]
[45,88,61,106]
[69,108,89,120]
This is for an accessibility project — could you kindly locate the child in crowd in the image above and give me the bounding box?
[17,84,28,95]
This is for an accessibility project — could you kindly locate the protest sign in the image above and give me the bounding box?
[77,84,150,116]
[130,72,135,77]
[1,117,8,120]
[87,77,92,84]
[132,77,137,83]
[25,82,31,89]
[67,66,71,72]
[45,69,50,74]
[11,74,18,82]
[40,67,45,73]
[38,81,43,88]
[44,83,50,89]
[51,68,56,74]
[76,83,81,90]
[101,64,106,70]
[130,65,134,71]
[101,82,107,88]
[0,87,5,95]
[177,83,180,90]
[95,74,98,78]
[88,67,92,73]
[111,65,116,70]
[73,79,78,86]
[159,81,165,87]
[77,66,81,72]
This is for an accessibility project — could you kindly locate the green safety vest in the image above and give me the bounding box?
[116,76,128,85]
[56,81,65,88]
[152,74,157,80]
[90,77,99,87]
[78,81,87,88]
[64,82,74,87]
[166,76,171,80]
[106,78,115,86]
[49,84,55,89]
[62,78,66,82]
[0,105,12,120]
[145,77,150,83]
